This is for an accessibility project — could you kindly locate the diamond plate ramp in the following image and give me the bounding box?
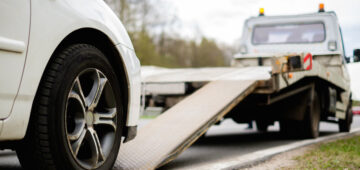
[115,80,257,170]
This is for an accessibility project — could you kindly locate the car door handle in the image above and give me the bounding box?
[0,36,26,53]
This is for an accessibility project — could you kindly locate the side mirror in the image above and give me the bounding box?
[354,49,360,62]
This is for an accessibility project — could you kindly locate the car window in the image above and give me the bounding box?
[252,23,325,45]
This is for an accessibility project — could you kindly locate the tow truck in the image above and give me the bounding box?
[115,4,352,169]
[228,5,352,136]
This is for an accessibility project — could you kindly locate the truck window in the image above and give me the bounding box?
[252,23,325,45]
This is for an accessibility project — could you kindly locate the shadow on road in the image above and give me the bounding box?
[195,131,290,146]
[0,167,22,170]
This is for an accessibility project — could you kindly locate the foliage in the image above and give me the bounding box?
[354,100,360,106]
[104,0,230,68]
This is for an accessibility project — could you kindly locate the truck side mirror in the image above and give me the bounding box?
[354,49,360,62]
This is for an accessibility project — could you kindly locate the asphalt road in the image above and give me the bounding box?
[0,116,359,170]
[160,116,360,169]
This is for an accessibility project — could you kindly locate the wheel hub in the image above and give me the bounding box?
[85,111,94,127]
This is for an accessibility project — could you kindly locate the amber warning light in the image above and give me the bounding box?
[319,3,325,12]
[259,8,265,16]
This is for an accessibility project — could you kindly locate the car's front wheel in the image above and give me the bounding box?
[16,44,124,170]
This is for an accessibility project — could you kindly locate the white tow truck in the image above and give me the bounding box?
[115,4,353,169]
[228,5,353,137]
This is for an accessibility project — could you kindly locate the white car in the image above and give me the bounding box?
[0,0,141,169]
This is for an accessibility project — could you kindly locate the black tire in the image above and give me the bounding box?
[280,91,321,139]
[339,101,353,132]
[16,44,124,170]
[256,120,269,132]
[303,91,321,138]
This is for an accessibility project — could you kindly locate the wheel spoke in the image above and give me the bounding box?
[94,108,117,130]
[88,128,105,166]
[70,128,87,156]
[69,78,87,108]
[74,77,87,106]
[67,78,86,142]
[68,121,86,141]
[87,71,108,111]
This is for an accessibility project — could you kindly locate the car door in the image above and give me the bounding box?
[0,0,30,119]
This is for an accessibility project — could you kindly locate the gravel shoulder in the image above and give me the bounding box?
[245,145,315,170]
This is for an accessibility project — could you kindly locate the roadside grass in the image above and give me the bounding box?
[289,135,360,169]
[354,100,360,106]
[140,115,158,119]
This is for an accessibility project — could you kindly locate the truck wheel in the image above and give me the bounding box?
[339,102,353,132]
[303,92,321,138]
[256,120,269,132]
[16,44,124,170]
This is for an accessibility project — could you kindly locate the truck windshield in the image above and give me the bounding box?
[252,23,325,45]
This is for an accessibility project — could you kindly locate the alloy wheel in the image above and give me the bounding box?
[65,68,117,169]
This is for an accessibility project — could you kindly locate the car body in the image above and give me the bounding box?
[0,0,140,169]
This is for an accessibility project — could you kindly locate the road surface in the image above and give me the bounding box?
[0,116,359,170]
[160,116,360,169]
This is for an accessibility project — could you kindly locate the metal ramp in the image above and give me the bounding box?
[114,80,258,169]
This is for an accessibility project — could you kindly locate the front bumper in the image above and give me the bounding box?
[123,126,137,143]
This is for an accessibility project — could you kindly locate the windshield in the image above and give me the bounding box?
[252,23,325,45]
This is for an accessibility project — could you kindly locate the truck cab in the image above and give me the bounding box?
[233,10,349,81]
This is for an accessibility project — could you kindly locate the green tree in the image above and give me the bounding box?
[196,38,226,67]
[104,0,229,68]
[132,31,159,65]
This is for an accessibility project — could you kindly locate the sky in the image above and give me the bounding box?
[168,0,360,56]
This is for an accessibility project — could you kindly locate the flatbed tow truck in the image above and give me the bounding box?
[115,4,352,169]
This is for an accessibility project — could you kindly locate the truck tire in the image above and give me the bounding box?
[303,92,321,138]
[16,44,124,170]
[339,102,353,132]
